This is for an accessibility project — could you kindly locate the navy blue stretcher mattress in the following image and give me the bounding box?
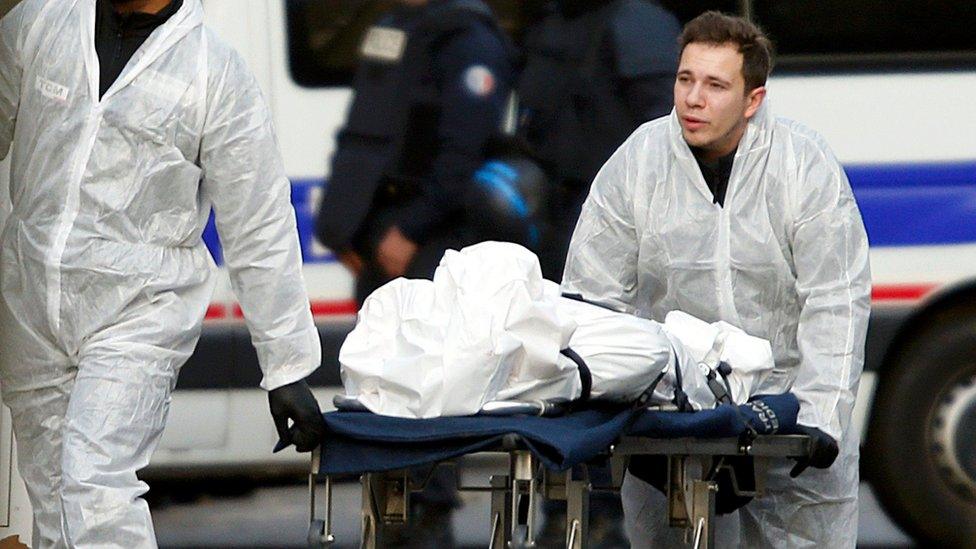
[317,394,800,475]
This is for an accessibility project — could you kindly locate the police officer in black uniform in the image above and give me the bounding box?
[316,0,514,306]
[315,1,513,545]
[517,0,680,281]
[516,2,679,545]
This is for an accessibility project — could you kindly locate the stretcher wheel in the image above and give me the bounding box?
[865,306,976,546]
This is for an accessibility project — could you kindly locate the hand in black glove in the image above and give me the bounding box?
[268,379,326,453]
[790,424,839,478]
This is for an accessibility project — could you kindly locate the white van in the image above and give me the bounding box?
[1,0,974,545]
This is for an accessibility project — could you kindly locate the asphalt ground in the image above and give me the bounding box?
[151,477,914,548]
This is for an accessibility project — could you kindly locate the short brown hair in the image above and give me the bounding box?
[678,12,773,91]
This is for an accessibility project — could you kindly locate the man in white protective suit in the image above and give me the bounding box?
[0,0,326,547]
[561,11,871,548]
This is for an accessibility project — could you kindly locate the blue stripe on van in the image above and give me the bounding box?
[202,178,338,267]
[201,161,976,265]
[845,161,976,189]
[847,161,976,247]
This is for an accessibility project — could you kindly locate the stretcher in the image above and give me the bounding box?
[306,394,808,548]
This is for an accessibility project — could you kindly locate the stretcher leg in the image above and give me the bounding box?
[361,470,409,549]
[489,474,512,549]
[690,480,717,549]
[667,456,691,528]
[564,471,589,549]
[665,455,718,549]
[541,464,591,549]
[509,450,537,548]
[360,475,377,549]
[307,448,335,548]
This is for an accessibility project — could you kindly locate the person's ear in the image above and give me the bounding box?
[744,86,766,119]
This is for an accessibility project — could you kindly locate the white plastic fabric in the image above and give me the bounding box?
[661,310,773,404]
[0,1,320,547]
[341,242,575,418]
[549,295,719,408]
[563,105,870,547]
[340,241,774,418]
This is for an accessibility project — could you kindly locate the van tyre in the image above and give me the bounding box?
[866,308,976,547]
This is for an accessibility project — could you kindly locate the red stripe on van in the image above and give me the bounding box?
[226,300,358,319]
[871,283,938,302]
[310,300,358,316]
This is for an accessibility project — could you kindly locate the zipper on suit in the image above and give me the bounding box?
[715,154,741,324]
[45,105,103,336]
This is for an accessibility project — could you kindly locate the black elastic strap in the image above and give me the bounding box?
[629,342,693,413]
[715,361,759,444]
[560,348,592,404]
[560,292,621,313]
[632,369,666,411]
[705,367,732,406]
[558,294,692,412]
[671,345,693,412]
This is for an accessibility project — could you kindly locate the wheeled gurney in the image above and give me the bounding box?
[306,393,809,548]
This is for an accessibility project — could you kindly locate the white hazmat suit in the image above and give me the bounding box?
[562,104,871,547]
[0,1,321,547]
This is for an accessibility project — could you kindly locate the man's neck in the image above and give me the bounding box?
[111,0,173,15]
[696,121,747,162]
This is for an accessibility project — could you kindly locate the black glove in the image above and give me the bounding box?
[790,424,839,478]
[268,380,326,453]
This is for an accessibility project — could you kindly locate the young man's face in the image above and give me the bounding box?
[674,42,765,160]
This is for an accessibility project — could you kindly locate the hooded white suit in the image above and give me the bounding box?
[562,104,871,547]
[0,1,320,546]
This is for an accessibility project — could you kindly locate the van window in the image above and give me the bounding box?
[657,0,737,25]
[751,0,976,70]
[285,0,539,88]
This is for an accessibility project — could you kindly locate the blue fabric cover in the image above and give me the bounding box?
[628,393,800,438]
[318,394,799,475]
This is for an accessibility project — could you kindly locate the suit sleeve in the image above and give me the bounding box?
[200,50,321,391]
[790,140,872,441]
[0,4,26,161]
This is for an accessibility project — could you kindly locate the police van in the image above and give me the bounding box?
[1,0,974,545]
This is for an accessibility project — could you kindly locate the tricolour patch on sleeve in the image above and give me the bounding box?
[462,64,496,98]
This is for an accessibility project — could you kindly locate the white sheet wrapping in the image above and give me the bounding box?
[339,242,576,418]
[661,311,774,404]
[339,242,773,418]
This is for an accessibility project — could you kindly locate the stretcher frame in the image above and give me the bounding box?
[306,433,809,549]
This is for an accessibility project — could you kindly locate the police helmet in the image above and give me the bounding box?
[468,156,550,249]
